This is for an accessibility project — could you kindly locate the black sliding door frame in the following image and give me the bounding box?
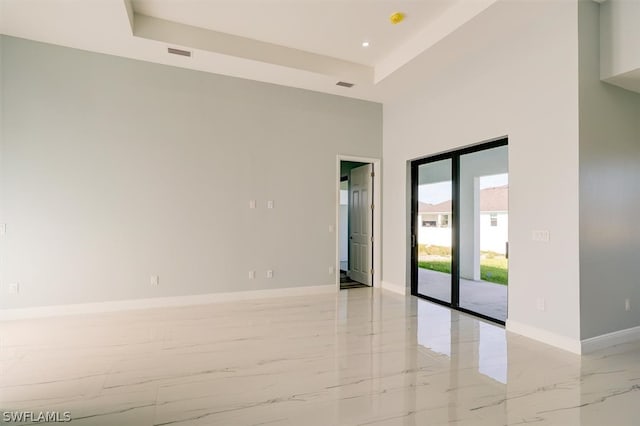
[410,138,508,325]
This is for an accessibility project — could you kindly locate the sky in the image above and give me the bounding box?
[419,173,508,204]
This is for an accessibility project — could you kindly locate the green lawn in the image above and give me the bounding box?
[417,260,452,274]
[418,257,508,285]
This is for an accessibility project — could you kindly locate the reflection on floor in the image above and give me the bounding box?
[418,268,507,321]
[2,289,640,425]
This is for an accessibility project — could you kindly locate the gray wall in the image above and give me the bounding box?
[0,37,3,284]
[579,1,640,339]
[599,0,640,81]
[0,36,382,309]
[380,0,582,341]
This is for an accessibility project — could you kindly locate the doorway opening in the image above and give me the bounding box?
[337,158,378,290]
[411,139,508,324]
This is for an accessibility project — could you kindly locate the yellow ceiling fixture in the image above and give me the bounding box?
[389,12,405,25]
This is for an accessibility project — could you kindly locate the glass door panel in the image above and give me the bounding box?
[458,146,509,321]
[415,159,453,303]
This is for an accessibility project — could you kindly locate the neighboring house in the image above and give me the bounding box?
[418,186,508,254]
[418,199,453,249]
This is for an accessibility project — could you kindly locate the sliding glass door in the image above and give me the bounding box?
[411,140,508,324]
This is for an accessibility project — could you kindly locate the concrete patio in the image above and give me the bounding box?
[417,268,507,321]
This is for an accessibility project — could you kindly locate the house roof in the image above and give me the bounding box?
[419,200,452,214]
[419,185,508,213]
[479,185,509,212]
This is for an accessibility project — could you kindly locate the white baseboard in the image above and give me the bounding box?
[381,281,407,296]
[506,319,582,354]
[0,285,337,321]
[581,325,640,354]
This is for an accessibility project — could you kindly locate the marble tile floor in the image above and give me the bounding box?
[1,288,639,425]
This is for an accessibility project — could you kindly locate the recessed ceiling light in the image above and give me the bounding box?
[362,41,370,48]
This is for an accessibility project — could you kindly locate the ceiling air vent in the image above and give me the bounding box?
[336,81,355,88]
[168,47,192,57]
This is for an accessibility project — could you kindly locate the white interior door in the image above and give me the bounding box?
[349,164,373,285]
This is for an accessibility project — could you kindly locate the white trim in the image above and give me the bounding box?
[335,155,382,290]
[506,319,582,354]
[381,281,407,295]
[581,325,640,354]
[0,285,337,321]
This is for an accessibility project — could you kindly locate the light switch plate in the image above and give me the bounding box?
[532,230,550,242]
[150,275,159,287]
[0,224,6,236]
[249,200,256,209]
[267,200,274,209]
[8,283,19,294]
[266,270,273,278]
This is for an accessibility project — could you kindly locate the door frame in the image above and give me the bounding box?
[410,138,508,325]
[336,155,381,290]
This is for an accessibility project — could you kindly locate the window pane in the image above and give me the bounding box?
[416,159,452,303]
[458,146,508,321]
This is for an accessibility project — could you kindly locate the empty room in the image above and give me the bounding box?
[1,0,640,424]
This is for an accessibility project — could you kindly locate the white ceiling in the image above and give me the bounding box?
[131,0,453,67]
[0,0,499,102]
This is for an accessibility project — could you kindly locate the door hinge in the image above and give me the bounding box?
[370,171,375,178]
[370,235,374,243]
[370,268,374,275]
[411,234,416,247]
[370,203,374,210]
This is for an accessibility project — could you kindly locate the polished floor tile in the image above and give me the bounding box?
[1,288,639,425]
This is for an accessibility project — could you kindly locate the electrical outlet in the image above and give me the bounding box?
[8,283,19,294]
[625,298,631,311]
[536,297,546,311]
[266,270,274,279]
[150,275,159,287]
[248,270,255,279]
